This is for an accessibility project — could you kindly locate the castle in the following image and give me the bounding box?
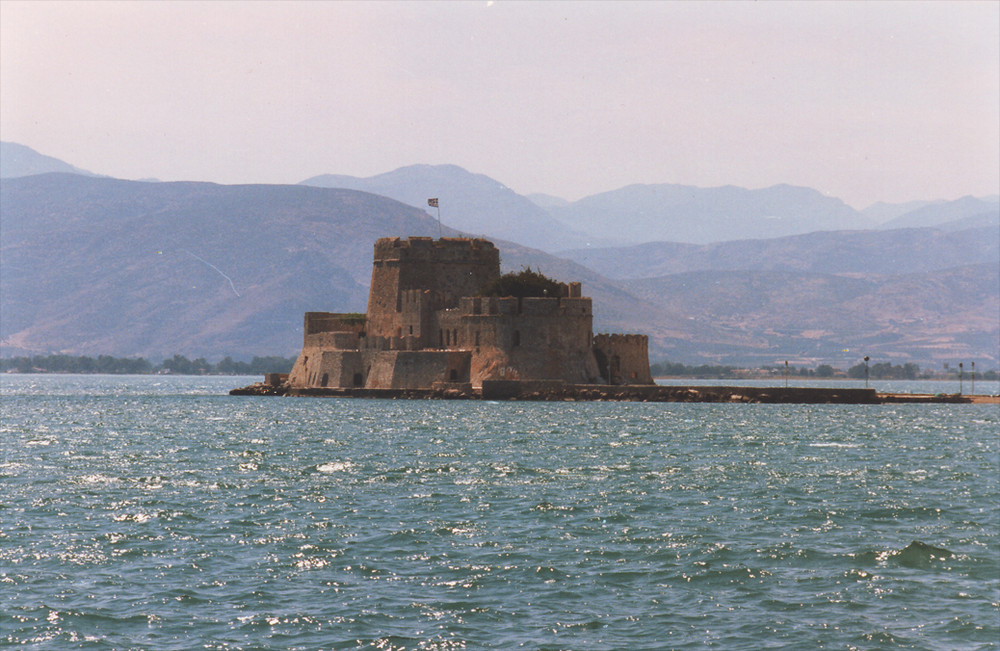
[286,237,653,393]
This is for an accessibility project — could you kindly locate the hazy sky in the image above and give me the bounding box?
[2,1,997,208]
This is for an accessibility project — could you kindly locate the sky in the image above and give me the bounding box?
[1,0,997,209]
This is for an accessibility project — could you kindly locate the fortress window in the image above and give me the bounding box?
[409,325,413,335]
[453,329,458,345]
[321,373,329,387]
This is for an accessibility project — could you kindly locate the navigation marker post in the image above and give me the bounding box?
[428,198,441,238]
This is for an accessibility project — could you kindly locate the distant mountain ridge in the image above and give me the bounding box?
[541,182,869,245]
[0,141,102,179]
[301,163,998,249]
[877,195,1000,230]
[300,164,593,252]
[559,224,1000,279]
[6,140,996,247]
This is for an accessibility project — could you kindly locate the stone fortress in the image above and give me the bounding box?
[285,236,653,395]
[237,236,971,403]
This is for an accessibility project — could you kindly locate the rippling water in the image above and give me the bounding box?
[2,375,998,649]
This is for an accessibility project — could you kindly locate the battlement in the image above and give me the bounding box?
[594,333,647,346]
[455,295,591,317]
[373,237,499,264]
[304,331,362,350]
[304,312,366,335]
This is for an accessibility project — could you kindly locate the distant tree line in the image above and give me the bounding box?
[650,361,739,378]
[4,354,996,380]
[650,361,839,378]
[0,354,297,375]
[844,361,998,381]
[651,360,997,380]
[847,361,920,380]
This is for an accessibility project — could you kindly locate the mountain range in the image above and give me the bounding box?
[300,165,592,252]
[559,225,999,279]
[302,166,998,247]
[1,141,102,179]
[2,141,997,368]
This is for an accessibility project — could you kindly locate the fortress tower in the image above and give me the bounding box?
[365,237,500,340]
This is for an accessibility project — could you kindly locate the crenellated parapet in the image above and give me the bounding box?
[455,295,592,318]
[594,333,648,347]
[303,331,361,350]
[373,236,498,261]
[304,312,366,335]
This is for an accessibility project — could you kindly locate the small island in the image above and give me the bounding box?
[232,236,989,404]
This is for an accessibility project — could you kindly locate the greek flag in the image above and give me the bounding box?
[427,198,439,207]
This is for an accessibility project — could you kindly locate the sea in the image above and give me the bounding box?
[2,374,998,650]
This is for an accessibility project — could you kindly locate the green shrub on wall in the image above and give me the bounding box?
[479,268,562,298]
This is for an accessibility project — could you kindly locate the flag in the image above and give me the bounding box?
[427,198,439,207]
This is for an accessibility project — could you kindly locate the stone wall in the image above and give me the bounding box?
[304,312,366,335]
[441,296,599,386]
[289,347,361,388]
[365,350,472,389]
[290,312,367,387]
[302,331,361,350]
[593,333,654,385]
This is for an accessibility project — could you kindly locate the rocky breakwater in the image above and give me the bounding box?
[231,377,892,404]
[479,381,882,403]
[230,377,477,400]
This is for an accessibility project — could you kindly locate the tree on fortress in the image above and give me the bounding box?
[479,268,563,298]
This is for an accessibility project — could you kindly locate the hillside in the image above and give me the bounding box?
[628,265,999,367]
[0,174,436,358]
[0,174,669,360]
[556,223,999,366]
[559,224,1000,279]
